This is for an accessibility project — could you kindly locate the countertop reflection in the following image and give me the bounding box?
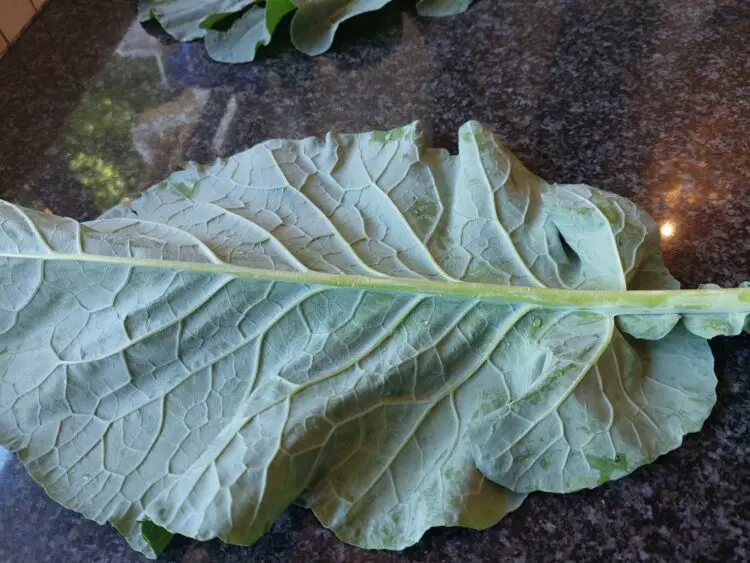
[0,0,748,561]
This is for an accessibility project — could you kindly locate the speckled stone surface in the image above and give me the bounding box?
[0,0,749,561]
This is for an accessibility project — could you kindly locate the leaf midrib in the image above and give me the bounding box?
[2,251,749,314]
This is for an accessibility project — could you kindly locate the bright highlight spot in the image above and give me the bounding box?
[660,221,676,238]
[0,446,10,474]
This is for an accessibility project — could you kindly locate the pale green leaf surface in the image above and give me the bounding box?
[469,322,716,492]
[416,0,473,17]
[0,122,746,557]
[205,0,296,63]
[139,0,260,41]
[290,0,393,56]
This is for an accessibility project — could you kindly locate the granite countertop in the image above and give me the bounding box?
[0,0,749,561]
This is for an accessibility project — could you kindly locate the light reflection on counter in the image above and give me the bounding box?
[57,21,211,214]
[0,446,10,475]
[660,220,676,239]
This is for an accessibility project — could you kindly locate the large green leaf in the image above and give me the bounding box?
[0,122,747,558]
[205,0,296,63]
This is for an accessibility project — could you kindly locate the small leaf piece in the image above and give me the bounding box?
[416,0,473,17]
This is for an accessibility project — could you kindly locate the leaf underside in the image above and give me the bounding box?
[0,121,746,558]
[138,0,477,62]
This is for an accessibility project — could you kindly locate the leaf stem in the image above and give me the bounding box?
[5,251,749,315]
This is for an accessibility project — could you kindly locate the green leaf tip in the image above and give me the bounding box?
[140,520,174,556]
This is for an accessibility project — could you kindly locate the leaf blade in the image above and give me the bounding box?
[0,121,745,558]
